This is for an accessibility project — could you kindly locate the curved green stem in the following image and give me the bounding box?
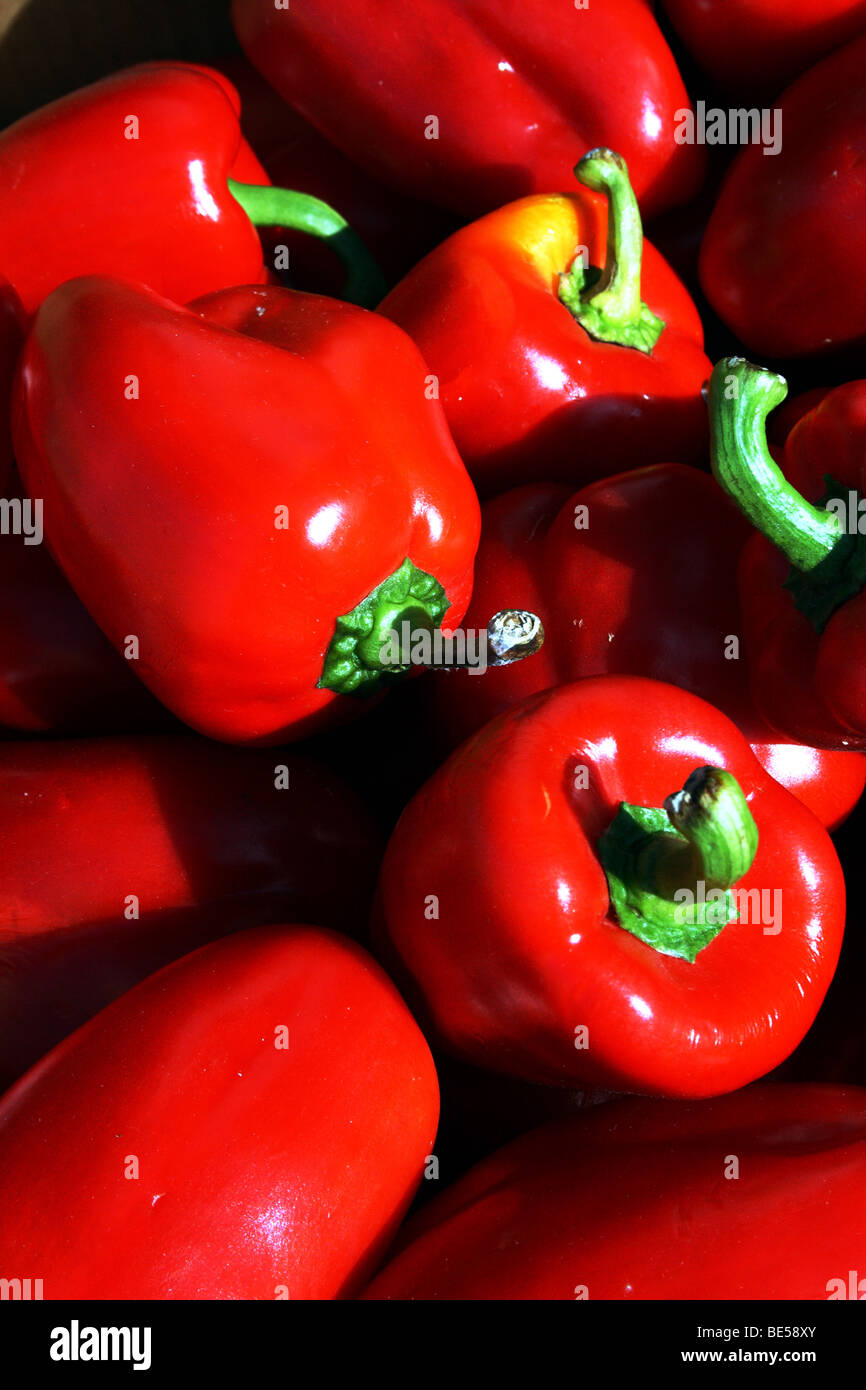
[228,179,388,309]
[664,767,758,888]
[709,357,842,573]
[600,766,758,962]
[558,147,664,353]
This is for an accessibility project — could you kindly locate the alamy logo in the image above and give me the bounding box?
[827,1270,866,1299]
[673,881,782,934]
[49,1320,152,1371]
[0,1276,43,1299]
[377,610,544,676]
[0,496,43,545]
[674,101,782,155]
[379,620,491,674]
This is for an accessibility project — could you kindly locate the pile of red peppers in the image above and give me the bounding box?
[2,0,866,1312]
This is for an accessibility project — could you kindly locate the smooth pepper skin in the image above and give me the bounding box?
[425,468,866,829]
[735,380,866,749]
[13,277,480,744]
[0,925,439,1300]
[380,194,710,496]
[0,62,270,318]
[232,0,705,221]
[376,677,845,1096]
[0,735,382,1089]
[661,0,866,93]
[700,34,866,357]
[362,1085,866,1300]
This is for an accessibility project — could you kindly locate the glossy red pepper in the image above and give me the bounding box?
[380,150,710,496]
[0,478,171,733]
[425,466,866,829]
[13,278,480,743]
[700,34,866,356]
[0,735,381,1088]
[710,359,866,750]
[0,925,438,1300]
[376,676,845,1096]
[0,63,269,317]
[232,0,705,221]
[662,0,866,93]
[362,1085,866,1300]
[0,62,385,319]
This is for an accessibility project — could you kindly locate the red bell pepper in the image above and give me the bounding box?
[376,676,845,1096]
[700,34,866,356]
[0,735,381,1088]
[0,925,438,1299]
[233,0,705,221]
[710,358,866,750]
[425,465,866,828]
[0,277,23,491]
[662,0,866,94]
[362,1084,866,1300]
[380,149,710,496]
[13,278,480,743]
[0,62,385,318]
[0,478,170,733]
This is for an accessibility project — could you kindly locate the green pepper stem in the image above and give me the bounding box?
[709,357,842,573]
[228,179,388,309]
[318,558,449,696]
[663,767,758,889]
[557,147,664,353]
[599,766,758,962]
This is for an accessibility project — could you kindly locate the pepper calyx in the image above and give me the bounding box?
[318,557,448,696]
